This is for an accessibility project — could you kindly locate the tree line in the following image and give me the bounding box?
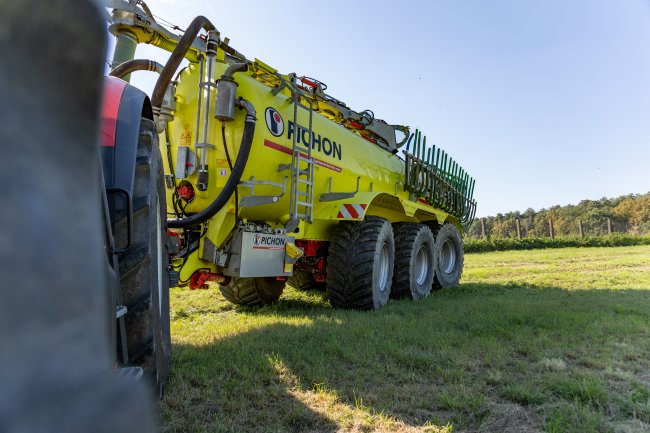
[466,192,650,239]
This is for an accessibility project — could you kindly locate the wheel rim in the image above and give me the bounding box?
[378,242,390,292]
[441,239,456,275]
[414,245,429,285]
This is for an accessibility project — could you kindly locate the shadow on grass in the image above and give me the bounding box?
[162,283,650,432]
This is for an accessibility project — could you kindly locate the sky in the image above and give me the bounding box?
[109,0,650,217]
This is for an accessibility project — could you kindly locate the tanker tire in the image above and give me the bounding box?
[288,271,326,291]
[117,118,171,395]
[424,221,443,290]
[219,277,285,307]
[433,223,464,288]
[391,223,435,300]
[326,217,394,310]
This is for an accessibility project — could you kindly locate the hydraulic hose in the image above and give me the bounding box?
[167,98,256,229]
[152,15,215,111]
[109,59,163,79]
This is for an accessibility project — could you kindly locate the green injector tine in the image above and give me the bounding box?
[441,151,446,173]
[451,161,458,186]
[422,135,427,161]
[459,168,465,192]
[413,129,419,158]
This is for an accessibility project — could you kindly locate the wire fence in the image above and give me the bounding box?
[466,216,649,240]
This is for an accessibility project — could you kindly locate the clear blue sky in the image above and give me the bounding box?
[112,0,650,217]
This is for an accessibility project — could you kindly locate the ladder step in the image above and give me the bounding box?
[116,305,127,319]
[297,201,313,207]
[293,123,312,132]
[297,177,312,184]
[297,155,313,163]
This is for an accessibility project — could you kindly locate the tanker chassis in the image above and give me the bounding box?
[105,1,477,314]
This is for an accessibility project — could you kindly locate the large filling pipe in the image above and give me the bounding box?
[151,15,215,112]
[167,98,256,229]
[110,31,138,82]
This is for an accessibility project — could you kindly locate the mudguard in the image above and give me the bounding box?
[100,75,153,194]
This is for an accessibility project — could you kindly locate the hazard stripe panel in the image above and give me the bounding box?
[337,203,367,219]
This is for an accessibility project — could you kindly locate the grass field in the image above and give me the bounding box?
[161,245,650,433]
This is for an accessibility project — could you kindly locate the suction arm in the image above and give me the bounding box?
[151,15,215,112]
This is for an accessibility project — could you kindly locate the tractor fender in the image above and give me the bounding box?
[100,75,153,193]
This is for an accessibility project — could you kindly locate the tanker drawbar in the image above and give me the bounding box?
[107,0,477,310]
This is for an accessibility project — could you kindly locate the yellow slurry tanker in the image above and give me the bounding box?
[106,1,476,315]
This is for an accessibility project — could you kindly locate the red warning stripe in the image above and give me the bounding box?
[336,203,367,219]
[264,140,342,172]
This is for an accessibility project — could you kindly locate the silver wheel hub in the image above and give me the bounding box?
[378,242,390,292]
[414,245,429,285]
[440,239,456,275]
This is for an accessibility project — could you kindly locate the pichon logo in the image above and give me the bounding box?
[253,233,285,247]
[265,108,284,137]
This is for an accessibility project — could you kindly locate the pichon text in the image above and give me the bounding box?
[287,121,343,160]
[254,235,286,246]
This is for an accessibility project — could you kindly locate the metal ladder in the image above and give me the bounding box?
[282,83,316,233]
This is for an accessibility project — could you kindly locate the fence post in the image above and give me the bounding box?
[578,219,584,238]
[515,217,521,240]
[607,217,612,235]
[481,218,486,238]
[549,219,555,240]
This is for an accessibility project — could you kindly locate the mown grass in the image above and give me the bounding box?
[161,245,650,432]
[464,234,650,253]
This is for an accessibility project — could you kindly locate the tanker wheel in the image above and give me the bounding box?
[433,223,464,288]
[219,277,285,307]
[117,118,171,393]
[288,271,326,291]
[391,223,435,300]
[424,221,443,290]
[326,217,394,310]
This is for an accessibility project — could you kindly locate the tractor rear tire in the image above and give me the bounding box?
[433,223,464,288]
[219,277,285,307]
[326,217,394,310]
[391,223,435,300]
[117,118,171,393]
[288,271,326,291]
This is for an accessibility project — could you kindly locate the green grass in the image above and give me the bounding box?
[161,245,650,432]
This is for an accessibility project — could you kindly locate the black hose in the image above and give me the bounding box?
[167,98,256,229]
[151,15,215,110]
[109,59,163,80]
